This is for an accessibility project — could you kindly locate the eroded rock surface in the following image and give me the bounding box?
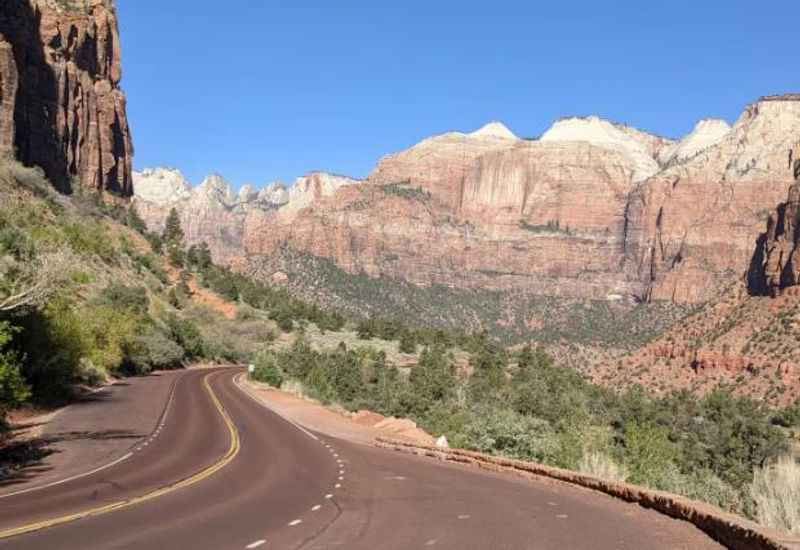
[749,143,800,296]
[0,0,132,194]
[623,96,800,303]
[134,97,800,305]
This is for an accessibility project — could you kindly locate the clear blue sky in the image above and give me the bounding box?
[118,0,800,189]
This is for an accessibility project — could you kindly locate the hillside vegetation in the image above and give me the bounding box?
[2,156,799,534]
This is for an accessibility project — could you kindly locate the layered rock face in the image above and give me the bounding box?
[748,143,800,296]
[0,0,132,195]
[133,169,357,266]
[623,97,800,302]
[135,97,800,305]
[368,122,521,211]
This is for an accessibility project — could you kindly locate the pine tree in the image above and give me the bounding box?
[197,242,213,269]
[162,208,184,246]
[162,208,185,267]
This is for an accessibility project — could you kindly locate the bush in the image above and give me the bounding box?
[125,328,185,375]
[252,350,284,387]
[578,451,627,483]
[164,314,205,360]
[750,456,800,535]
[95,283,149,314]
[0,321,30,426]
[461,406,559,463]
[623,420,680,490]
[398,330,417,354]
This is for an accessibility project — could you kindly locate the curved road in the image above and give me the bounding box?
[0,368,722,549]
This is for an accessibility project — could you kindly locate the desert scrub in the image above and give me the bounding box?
[251,350,284,388]
[750,456,800,535]
[578,451,627,483]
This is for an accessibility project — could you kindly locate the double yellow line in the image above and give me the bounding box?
[0,372,241,540]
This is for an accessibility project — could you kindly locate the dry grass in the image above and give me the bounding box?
[750,456,800,535]
[578,451,627,483]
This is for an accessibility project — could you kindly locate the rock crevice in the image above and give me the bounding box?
[0,0,132,195]
[749,143,800,296]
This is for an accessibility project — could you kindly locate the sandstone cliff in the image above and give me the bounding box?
[0,0,132,195]
[748,143,800,296]
[133,169,357,266]
[134,97,800,306]
[622,96,800,303]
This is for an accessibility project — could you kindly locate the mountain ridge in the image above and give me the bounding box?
[134,96,800,310]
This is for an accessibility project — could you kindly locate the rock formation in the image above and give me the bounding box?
[623,95,800,302]
[133,169,357,265]
[0,0,132,195]
[134,97,800,305]
[749,143,800,296]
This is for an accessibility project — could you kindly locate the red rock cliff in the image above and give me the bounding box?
[749,143,800,296]
[0,0,132,195]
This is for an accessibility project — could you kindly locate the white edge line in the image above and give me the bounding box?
[0,371,183,500]
[0,452,133,499]
[233,374,319,442]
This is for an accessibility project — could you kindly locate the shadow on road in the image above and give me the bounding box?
[0,428,143,489]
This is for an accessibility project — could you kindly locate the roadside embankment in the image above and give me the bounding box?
[376,438,800,550]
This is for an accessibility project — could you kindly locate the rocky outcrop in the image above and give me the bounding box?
[623,96,800,303]
[749,143,800,296]
[0,0,132,195]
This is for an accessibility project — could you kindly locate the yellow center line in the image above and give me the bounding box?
[0,371,241,540]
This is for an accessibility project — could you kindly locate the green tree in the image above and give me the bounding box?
[624,420,679,489]
[328,343,363,405]
[0,321,30,427]
[252,350,284,387]
[398,330,418,354]
[162,208,185,267]
[125,205,148,234]
[196,242,213,269]
[162,208,184,245]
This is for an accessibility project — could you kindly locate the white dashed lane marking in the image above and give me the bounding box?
[312,505,322,511]
[325,494,333,499]
[246,540,266,549]
[288,519,302,527]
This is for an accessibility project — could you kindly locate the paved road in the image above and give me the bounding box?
[0,368,723,549]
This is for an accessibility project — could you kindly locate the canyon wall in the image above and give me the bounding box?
[0,0,132,195]
[623,97,800,302]
[748,142,800,296]
[134,96,800,305]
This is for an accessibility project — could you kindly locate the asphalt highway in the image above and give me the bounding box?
[0,368,723,549]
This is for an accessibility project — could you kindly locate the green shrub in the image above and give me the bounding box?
[164,314,206,360]
[94,283,149,314]
[63,221,116,262]
[461,406,559,463]
[623,420,680,490]
[125,328,185,375]
[252,350,284,387]
[0,321,30,426]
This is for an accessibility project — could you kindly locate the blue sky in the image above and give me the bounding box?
[118,1,800,190]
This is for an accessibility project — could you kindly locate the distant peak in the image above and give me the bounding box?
[469,121,518,140]
[658,118,731,166]
[693,118,732,133]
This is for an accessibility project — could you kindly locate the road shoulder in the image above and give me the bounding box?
[0,370,182,497]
